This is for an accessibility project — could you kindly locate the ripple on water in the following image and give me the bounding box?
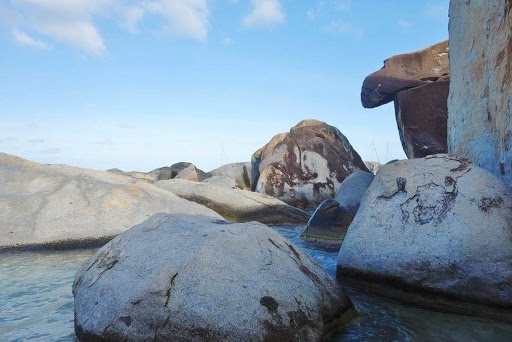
[2,227,512,341]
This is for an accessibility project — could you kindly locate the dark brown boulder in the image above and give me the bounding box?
[395,80,449,158]
[361,40,449,108]
[251,119,368,209]
[361,41,449,159]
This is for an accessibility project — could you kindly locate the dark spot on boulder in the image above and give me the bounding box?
[260,296,279,311]
[287,244,301,260]
[131,299,141,305]
[444,176,455,187]
[396,177,407,191]
[450,158,471,173]
[119,316,131,327]
[479,197,504,212]
[213,220,232,225]
[268,238,280,249]
[299,265,322,285]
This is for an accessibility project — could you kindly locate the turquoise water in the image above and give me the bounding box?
[2,226,512,341]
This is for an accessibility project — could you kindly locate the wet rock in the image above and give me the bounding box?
[251,119,368,209]
[0,153,221,249]
[448,0,512,187]
[73,213,353,341]
[361,41,449,108]
[301,200,352,242]
[337,154,512,307]
[155,179,310,225]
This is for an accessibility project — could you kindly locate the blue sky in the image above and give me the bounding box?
[0,0,449,172]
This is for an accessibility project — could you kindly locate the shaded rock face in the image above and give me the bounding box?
[362,41,449,108]
[251,120,368,209]
[73,213,353,342]
[337,155,512,307]
[448,0,512,187]
[361,41,449,159]
[301,200,352,242]
[0,153,221,249]
[155,179,310,225]
[205,162,252,190]
[334,170,375,217]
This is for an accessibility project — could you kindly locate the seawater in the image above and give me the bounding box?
[1,226,512,341]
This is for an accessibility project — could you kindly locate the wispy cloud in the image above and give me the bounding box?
[243,0,284,29]
[324,20,362,38]
[222,36,233,45]
[397,19,412,29]
[12,28,50,49]
[0,0,212,54]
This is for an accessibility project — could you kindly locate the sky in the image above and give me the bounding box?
[0,0,450,172]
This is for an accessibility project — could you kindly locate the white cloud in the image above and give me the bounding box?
[324,20,362,37]
[12,28,50,49]
[0,0,212,54]
[145,0,210,41]
[243,0,284,29]
[397,19,412,29]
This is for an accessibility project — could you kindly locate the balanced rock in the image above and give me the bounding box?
[205,162,252,190]
[0,153,220,249]
[155,179,310,225]
[362,41,449,158]
[337,155,512,307]
[448,0,512,187]
[73,213,353,341]
[251,119,368,209]
[361,40,449,108]
[301,200,352,242]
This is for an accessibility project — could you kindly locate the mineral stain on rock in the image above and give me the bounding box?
[260,296,279,311]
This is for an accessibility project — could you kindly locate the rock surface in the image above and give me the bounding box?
[301,200,352,242]
[205,162,252,190]
[361,41,449,158]
[334,170,374,217]
[73,213,353,341]
[155,179,310,224]
[251,119,368,209]
[337,155,512,307]
[174,164,207,182]
[361,40,449,108]
[448,0,512,187]
[0,153,221,249]
[395,80,449,158]
[363,161,381,175]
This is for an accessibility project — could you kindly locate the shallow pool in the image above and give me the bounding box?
[1,226,512,341]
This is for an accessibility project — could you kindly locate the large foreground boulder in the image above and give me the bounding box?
[251,119,368,209]
[155,179,310,225]
[337,155,512,307]
[361,41,449,158]
[448,0,512,187]
[73,214,354,341]
[205,162,252,190]
[0,153,221,249]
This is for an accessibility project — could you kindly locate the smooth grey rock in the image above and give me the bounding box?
[301,199,352,242]
[202,175,237,189]
[73,213,354,341]
[448,0,512,187]
[334,170,375,216]
[337,154,512,307]
[206,162,252,190]
[251,119,368,209]
[155,179,310,225]
[0,153,221,249]
[175,164,207,182]
[107,168,156,182]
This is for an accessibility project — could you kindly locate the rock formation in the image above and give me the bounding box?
[448,0,512,187]
[251,119,368,209]
[155,179,310,225]
[337,155,512,307]
[73,213,354,341]
[174,164,207,182]
[0,153,220,249]
[361,41,449,158]
[205,162,252,190]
